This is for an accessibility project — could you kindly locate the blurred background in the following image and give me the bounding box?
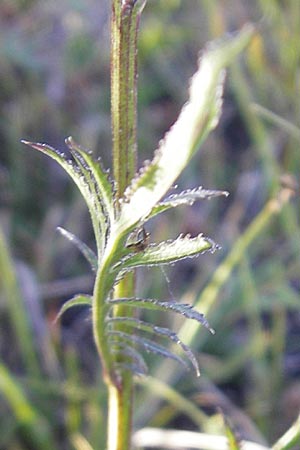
[1,0,300,449]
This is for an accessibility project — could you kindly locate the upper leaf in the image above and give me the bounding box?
[21,139,114,258]
[65,137,115,225]
[147,186,229,220]
[116,24,254,233]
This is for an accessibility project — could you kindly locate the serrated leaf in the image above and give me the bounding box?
[147,187,229,219]
[116,24,254,233]
[107,330,190,372]
[109,340,148,375]
[21,139,112,257]
[113,362,147,376]
[65,137,114,224]
[108,298,214,334]
[55,294,93,322]
[107,317,200,375]
[57,227,98,272]
[115,233,216,270]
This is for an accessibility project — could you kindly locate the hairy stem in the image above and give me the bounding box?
[106,1,145,449]
[111,0,145,199]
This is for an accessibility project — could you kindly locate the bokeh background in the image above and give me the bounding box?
[1,0,300,449]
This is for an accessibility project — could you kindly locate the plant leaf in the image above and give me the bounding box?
[223,413,242,450]
[107,317,200,375]
[115,233,216,270]
[65,137,114,225]
[57,227,98,272]
[113,362,147,376]
[107,330,190,372]
[108,298,214,334]
[21,139,112,257]
[147,187,229,219]
[55,294,93,322]
[116,24,254,233]
[109,340,148,375]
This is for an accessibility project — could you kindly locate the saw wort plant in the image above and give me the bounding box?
[22,2,254,449]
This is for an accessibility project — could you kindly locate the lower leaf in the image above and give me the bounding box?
[55,294,93,322]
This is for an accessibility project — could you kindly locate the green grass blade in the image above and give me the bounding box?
[0,363,56,450]
[0,226,40,376]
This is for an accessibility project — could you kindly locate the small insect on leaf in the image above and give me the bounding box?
[125,227,150,252]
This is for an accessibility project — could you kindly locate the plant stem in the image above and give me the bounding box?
[107,375,134,450]
[108,1,145,449]
[111,0,144,199]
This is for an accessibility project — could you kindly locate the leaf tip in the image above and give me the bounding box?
[65,136,74,147]
[20,140,51,153]
[21,139,38,149]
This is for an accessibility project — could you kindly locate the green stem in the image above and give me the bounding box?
[106,1,145,449]
[111,0,145,199]
[107,377,134,450]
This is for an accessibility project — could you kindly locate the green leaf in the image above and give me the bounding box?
[65,137,114,224]
[116,233,216,270]
[21,139,113,257]
[113,361,147,376]
[116,24,254,233]
[223,414,242,450]
[57,227,98,272]
[108,298,214,334]
[148,187,229,219]
[107,317,200,375]
[107,330,190,372]
[109,341,148,376]
[55,294,93,322]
